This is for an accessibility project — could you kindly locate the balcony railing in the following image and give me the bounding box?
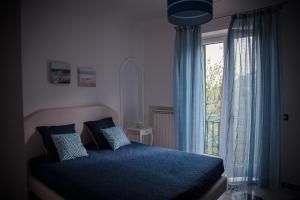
[204,116,220,156]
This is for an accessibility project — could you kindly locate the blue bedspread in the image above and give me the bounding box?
[30,143,224,200]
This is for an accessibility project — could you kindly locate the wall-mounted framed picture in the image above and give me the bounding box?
[48,61,71,84]
[77,67,96,87]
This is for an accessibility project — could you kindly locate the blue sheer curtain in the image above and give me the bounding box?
[174,26,205,153]
[220,8,281,190]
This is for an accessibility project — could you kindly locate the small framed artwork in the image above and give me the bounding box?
[77,67,96,87]
[48,61,71,84]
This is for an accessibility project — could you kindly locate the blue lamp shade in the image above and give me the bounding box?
[167,0,213,25]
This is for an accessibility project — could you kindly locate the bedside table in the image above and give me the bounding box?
[126,127,153,145]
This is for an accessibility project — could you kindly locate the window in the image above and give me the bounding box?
[202,31,226,156]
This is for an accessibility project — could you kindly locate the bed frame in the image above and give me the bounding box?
[24,104,227,200]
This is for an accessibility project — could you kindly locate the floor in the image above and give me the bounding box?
[29,185,300,200]
[218,185,300,200]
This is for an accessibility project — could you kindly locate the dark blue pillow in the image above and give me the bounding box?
[36,124,76,160]
[84,117,115,149]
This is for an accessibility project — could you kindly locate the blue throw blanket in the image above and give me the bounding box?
[30,143,224,200]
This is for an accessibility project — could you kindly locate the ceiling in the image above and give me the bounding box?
[104,0,286,21]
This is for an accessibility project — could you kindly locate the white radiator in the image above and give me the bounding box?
[150,106,176,149]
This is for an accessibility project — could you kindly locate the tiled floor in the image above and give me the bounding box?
[29,186,300,200]
[218,185,300,200]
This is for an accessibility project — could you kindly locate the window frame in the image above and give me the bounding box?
[202,29,227,46]
[201,29,227,156]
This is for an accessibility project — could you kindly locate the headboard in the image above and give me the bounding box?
[24,104,119,161]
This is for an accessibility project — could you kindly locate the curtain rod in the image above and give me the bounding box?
[212,1,288,20]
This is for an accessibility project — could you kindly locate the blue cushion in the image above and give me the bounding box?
[37,124,76,160]
[51,133,88,162]
[84,117,115,149]
[101,127,130,150]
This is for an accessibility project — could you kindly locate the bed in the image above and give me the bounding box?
[24,104,227,200]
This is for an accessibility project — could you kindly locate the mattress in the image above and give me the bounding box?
[29,143,224,200]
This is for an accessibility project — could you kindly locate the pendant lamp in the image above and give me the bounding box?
[168,0,213,25]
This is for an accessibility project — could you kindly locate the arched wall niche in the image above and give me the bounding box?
[119,57,144,129]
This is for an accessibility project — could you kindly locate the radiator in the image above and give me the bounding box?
[150,106,176,149]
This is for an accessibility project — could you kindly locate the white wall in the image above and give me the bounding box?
[139,0,300,186]
[141,18,174,126]
[22,0,135,116]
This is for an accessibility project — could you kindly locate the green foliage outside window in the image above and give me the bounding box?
[204,43,224,156]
